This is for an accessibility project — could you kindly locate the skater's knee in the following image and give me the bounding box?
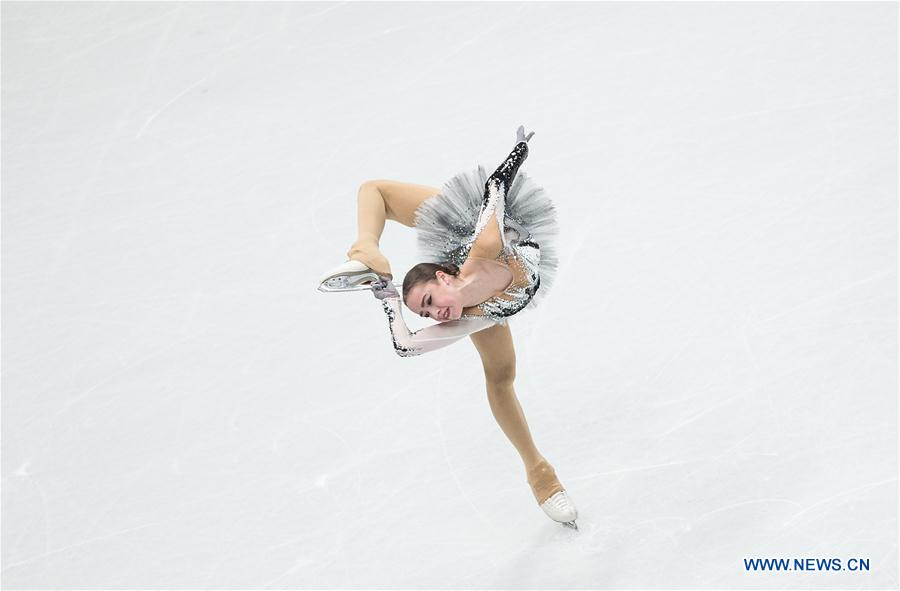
[484,361,516,386]
[358,180,382,200]
[360,180,394,197]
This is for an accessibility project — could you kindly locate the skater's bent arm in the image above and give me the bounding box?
[467,141,529,261]
[380,296,496,357]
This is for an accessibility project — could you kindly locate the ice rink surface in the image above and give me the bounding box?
[2,2,897,589]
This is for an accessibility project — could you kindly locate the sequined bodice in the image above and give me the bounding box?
[460,241,541,322]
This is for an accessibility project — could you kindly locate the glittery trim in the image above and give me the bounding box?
[381,298,422,357]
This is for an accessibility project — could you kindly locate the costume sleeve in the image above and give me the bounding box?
[468,141,530,259]
[380,296,497,357]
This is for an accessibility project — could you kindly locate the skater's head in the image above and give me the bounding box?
[402,262,463,323]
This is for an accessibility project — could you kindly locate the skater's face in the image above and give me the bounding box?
[405,271,461,322]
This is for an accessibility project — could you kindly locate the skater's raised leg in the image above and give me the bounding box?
[345,180,441,280]
[321,180,440,290]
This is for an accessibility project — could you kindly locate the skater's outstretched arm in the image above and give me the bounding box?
[467,128,533,261]
[371,280,497,357]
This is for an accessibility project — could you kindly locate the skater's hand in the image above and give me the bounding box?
[516,125,535,144]
[370,276,400,301]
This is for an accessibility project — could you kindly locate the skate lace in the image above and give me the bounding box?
[543,491,573,511]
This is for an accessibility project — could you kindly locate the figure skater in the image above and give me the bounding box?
[318,126,578,529]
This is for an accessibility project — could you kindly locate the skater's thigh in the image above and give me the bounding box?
[370,179,441,227]
[469,322,516,384]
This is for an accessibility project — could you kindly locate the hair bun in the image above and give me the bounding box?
[445,262,460,275]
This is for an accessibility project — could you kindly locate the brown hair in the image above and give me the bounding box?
[402,262,460,304]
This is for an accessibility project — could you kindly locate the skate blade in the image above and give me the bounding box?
[562,521,578,530]
[317,271,382,293]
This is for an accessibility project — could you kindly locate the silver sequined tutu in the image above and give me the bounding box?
[413,165,560,312]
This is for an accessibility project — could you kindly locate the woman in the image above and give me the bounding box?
[318,126,578,529]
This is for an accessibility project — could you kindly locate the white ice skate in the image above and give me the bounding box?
[318,260,383,293]
[539,489,579,529]
[528,460,579,530]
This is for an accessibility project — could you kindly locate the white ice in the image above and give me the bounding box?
[1,2,897,589]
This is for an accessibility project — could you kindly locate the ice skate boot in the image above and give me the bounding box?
[527,459,579,530]
[318,260,383,293]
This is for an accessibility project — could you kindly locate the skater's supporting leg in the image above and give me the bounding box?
[346,180,440,280]
[469,322,563,503]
